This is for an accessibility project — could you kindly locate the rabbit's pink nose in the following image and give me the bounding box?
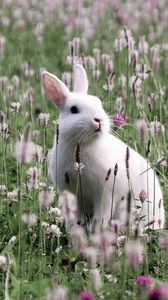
[94,118,101,123]
[94,118,102,131]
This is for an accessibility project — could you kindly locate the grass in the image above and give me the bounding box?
[0,0,168,299]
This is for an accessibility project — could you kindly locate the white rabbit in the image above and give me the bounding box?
[41,64,165,231]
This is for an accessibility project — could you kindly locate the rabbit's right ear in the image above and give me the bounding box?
[73,64,88,94]
[41,71,70,106]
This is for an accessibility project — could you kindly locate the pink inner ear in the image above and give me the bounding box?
[42,73,68,106]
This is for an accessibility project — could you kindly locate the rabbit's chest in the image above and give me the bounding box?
[56,145,105,196]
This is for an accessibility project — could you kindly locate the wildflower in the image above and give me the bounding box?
[10,102,21,114]
[0,111,8,136]
[148,284,168,300]
[7,189,19,204]
[55,246,62,254]
[34,22,44,42]
[45,224,61,238]
[139,190,148,203]
[136,119,148,147]
[135,63,150,81]
[150,44,161,71]
[11,75,20,87]
[131,50,139,69]
[46,285,68,300]
[15,137,35,163]
[62,72,72,88]
[0,76,8,90]
[71,226,87,252]
[0,185,6,195]
[0,111,5,124]
[22,87,34,102]
[112,113,126,127]
[105,274,117,283]
[93,48,100,65]
[138,36,149,54]
[92,231,116,257]
[27,167,39,190]
[105,59,114,73]
[92,69,101,81]
[48,207,62,216]
[48,207,63,224]
[114,36,125,52]
[118,74,126,88]
[117,235,127,249]
[101,53,110,67]
[159,233,168,252]
[38,182,48,190]
[32,130,40,139]
[114,27,135,55]
[129,75,142,98]
[33,144,43,162]
[38,112,50,126]
[115,97,123,113]
[7,85,14,97]
[79,290,94,300]
[41,221,49,228]
[89,268,102,291]
[21,213,38,227]
[103,72,115,91]
[110,219,122,234]
[148,92,159,106]
[15,123,34,161]
[22,62,34,77]
[150,117,162,136]
[59,190,78,224]
[38,188,55,208]
[83,247,97,269]
[0,35,6,58]
[125,240,144,268]
[136,275,153,288]
[157,156,167,167]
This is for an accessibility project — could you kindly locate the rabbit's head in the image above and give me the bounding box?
[41,64,110,144]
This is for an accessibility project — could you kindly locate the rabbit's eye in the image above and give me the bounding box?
[70,106,79,114]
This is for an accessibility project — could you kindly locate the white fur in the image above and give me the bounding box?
[41,64,165,230]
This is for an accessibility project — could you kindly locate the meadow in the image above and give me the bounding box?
[0,0,168,299]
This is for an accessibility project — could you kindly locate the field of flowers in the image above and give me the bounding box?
[0,0,168,299]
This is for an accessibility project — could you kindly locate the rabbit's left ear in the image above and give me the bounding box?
[73,64,88,94]
[41,71,70,107]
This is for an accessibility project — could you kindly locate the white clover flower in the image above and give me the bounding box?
[7,189,19,203]
[45,224,61,238]
[10,102,21,114]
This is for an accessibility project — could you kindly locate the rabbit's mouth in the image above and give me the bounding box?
[95,126,101,133]
[94,122,102,133]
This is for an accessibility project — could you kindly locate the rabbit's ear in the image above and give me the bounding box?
[41,71,70,106]
[73,64,88,94]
